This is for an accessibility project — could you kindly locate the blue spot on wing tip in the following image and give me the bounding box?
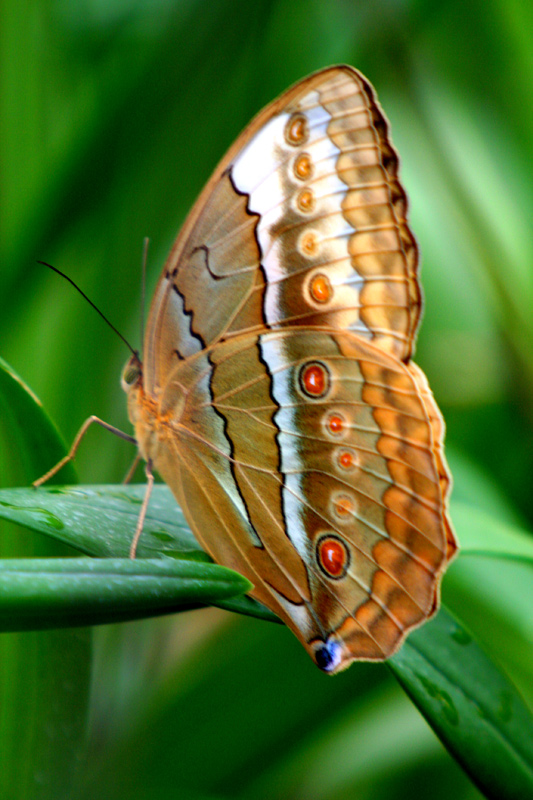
[314,640,342,672]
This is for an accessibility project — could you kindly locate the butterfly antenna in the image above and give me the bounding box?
[140,237,150,354]
[37,261,138,359]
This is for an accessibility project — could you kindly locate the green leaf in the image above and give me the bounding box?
[0,484,197,557]
[445,501,533,708]
[389,607,533,800]
[0,358,88,799]
[0,484,279,624]
[0,356,76,486]
[2,480,533,800]
[0,557,251,630]
[0,626,91,800]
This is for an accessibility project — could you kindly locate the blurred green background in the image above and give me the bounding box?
[1,0,532,798]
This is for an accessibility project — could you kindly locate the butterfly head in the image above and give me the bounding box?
[121,350,159,463]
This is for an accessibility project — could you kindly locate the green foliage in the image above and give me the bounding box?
[1,0,532,797]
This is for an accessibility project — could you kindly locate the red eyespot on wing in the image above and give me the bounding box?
[338,448,357,470]
[299,362,330,398]
[317,535,350,579]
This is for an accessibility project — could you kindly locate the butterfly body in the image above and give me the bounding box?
[124,66,457,673]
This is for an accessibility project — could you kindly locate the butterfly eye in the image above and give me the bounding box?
[121,358,141,389]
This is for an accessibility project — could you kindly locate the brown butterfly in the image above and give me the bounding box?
[43,66,458,673]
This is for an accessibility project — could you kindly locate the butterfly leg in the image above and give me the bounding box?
[123,452,142,485]
[32,415,137,487]
[129,458,154,559]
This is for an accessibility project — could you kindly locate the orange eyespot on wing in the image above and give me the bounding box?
[296,188,315,213]
[337,448,358,470]
[332,494,355,520]
[285,113,308,146]
[326,413,346,436]
[309,274,332,304]
[299,230,319,257]
[294,152,313,180]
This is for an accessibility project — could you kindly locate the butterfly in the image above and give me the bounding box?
[119,65,457,673]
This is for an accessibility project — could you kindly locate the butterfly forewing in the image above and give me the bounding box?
[128,66,456,673]
[143,67,421,396]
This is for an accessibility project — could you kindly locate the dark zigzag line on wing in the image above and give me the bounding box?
[195,172,269,550]
[254,332,290,556]
[205,347,264,551]
[168,277,205,358]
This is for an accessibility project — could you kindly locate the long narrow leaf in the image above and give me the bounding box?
[0,356,76,485]
[0,484,279,623]
[389,608,533,800]
[0,358,85,800]
[0,557,251,630]
[451,501,533,561]
[0,484,196,557]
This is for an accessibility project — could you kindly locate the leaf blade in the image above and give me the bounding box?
[0,356,76,485]
[0,557,251,631]
[389,607,533,800]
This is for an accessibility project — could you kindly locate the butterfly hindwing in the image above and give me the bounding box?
[143,327,454,670]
